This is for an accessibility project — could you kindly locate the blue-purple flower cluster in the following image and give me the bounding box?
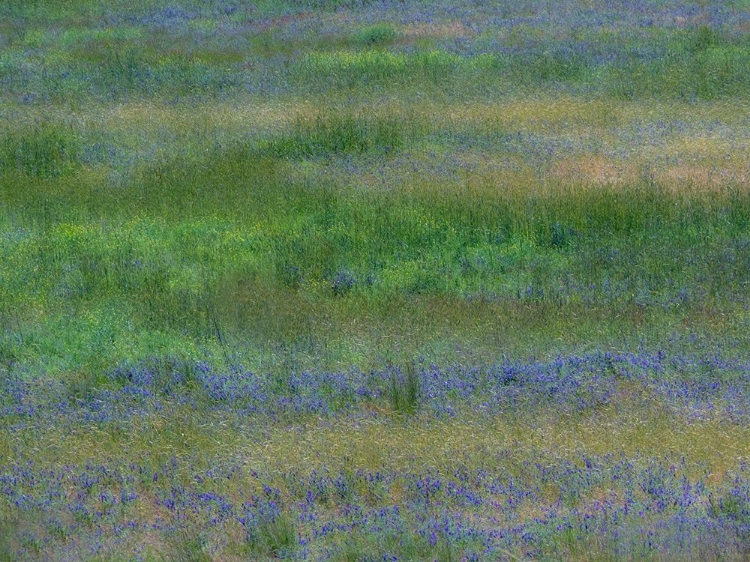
[2,348,749,427]
[3,345,747,558]
[1,451,748,560]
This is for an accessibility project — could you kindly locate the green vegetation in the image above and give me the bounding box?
[0,121,81,177]
[1,0,749,560]
[2,136,748,373]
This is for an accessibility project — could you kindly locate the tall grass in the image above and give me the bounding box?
[389,361,420,416]
[260,111,407,159]
[351,24,398,47]
[2,124,748,373]
[0,121,81,177]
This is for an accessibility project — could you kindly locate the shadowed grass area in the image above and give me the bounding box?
[0,121,81,177]
[351,23,399,47]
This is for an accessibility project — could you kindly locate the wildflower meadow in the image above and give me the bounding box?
[1,0,749,560]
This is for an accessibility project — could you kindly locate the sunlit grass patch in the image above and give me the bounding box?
[9,401,746,485]
[549,155,636,186]
[293,49,464,89]
[432,96,625,131]
[654,136,750,192]
[656,164,750,193]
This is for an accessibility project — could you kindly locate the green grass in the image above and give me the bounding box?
[0,120,81,177]
[245,510,298,559]
[1,3,749,559]
[351,24,398,47]
[2,144,748,374]
[389,361,421,416]
[293,50,466,91]
[260,111,408,159]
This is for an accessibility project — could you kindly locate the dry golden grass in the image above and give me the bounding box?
[399,21,475,39]
[7,397,745,483]
[660,164,748,190]
[549,155,636,186]
[5,96,747,199]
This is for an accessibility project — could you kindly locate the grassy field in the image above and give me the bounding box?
[1,0,749,560]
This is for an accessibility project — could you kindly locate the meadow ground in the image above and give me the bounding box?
[1,0,749,560]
